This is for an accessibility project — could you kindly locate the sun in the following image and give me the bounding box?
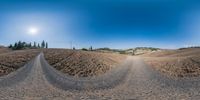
[28,27,39,35]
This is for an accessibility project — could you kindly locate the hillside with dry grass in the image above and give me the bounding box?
[43,49,126,77]
[143,48,200,78]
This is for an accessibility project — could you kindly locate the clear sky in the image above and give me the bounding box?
[0,0,200,49]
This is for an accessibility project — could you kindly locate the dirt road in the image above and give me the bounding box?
[0,53,200,99]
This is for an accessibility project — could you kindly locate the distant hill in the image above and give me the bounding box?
[94,47,160,55]
[0,45,5,48]
[179,46,200,50]
[124,47,160,55]
[95,48,121,53]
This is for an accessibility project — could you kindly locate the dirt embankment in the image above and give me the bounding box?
[43,49,126,77]
[143,48,200,78]
[0,49,40,76]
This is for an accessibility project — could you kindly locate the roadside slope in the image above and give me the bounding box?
[43,49,126,77]
[40,53,131,90]
[143,48,200,78]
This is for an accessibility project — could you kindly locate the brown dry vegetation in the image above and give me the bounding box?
[43,49,126,77]
[0,47,12,54]
[143,48,200,78]
[0,49,40,76]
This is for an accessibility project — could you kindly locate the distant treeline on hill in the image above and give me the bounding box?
[133,47,160,51]
[8,40,48,50]
[179,46,200,50]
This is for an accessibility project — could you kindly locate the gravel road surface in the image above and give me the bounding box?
[0,53,200,99]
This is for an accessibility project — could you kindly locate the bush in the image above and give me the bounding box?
[81,48,88,51]
[119,51,126,54]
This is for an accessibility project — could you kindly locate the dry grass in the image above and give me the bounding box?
[43,49,126,77]
[0,47,12,54]
[0,49,40,76]
[143,48,200,78]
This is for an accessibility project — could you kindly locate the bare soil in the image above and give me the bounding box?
[43,49,126,77]
[0,47,12,54]
[0,49,40,76]
[1,50,200,99]
[142,48,200,78]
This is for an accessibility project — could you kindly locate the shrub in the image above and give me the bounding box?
[82,48,88,51]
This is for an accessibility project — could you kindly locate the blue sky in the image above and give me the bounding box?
[0,0,200,49]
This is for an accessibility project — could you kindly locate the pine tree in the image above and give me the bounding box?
[89,46,93,51]
[17,41,22,49]
[8,44,13,48]
[38,43,40,48]
[22,42,26,48]
[9,41,49,50]
[45,42,48,48]
[41,40,45,48]
[14,42,18,50]
[29,42,32,48]
[33,42,36,48]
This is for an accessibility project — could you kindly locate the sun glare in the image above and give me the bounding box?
[28,27,39,35]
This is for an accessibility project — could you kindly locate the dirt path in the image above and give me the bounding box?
[0,54,73,99]
[0,54,200,99]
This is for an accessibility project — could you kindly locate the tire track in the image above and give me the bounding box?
[0,56,35,87]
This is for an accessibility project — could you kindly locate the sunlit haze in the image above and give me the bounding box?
[28,27,39,35]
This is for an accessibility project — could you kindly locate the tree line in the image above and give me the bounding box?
[8,40,48,50]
